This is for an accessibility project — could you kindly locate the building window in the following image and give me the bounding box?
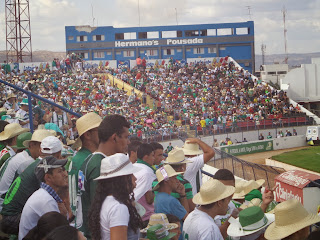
[94,51,104,58]
[176,48,182,52]
[77,36,88,42]
[236,28,248,35]
[177,31,182,37]
[277,71,287,74]
[115,33,124,40]
[207,29,216,36]
[217,28,233,36]
[193,48,204,54]
[185,30,199,37]
[140,50,145,54]
[124,32,136,40]
[200,30,207,36]
[79,52,89,59]
[208,47,216,53]
[147,31,159,39]
[93,35,105,41]
[146,49,158,56]
[220,47,226,51]
[162,31,177,38]
[267,71,276,75]
[138,32,147,39]
[106,51,112,55]
[123,50,135,57]
[68,36,74,41]
[163,49,174,55]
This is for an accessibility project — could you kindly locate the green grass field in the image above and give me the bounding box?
[271,146,320,173]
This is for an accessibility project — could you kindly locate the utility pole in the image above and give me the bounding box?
[261,44,266,65]
[246,6,252,20]
[282,6,288,64]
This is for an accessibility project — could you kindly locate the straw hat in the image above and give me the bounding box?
[23,129,55,148]
[177,141,203,156]
[141,213,178,233]
[232,180,246,200]
[11,132,32,149]
[0,123,29,141]
[163,148,192,165]
[193,178,235,205]
[227,206,275,237]
[74,112,102,147]
[94,153,141,181]
[146,224,176,240]
[6,93,16,100]
[240,198,262,210]
[153,165,183,191]
[242,179,265,195]
[265,199,320,240]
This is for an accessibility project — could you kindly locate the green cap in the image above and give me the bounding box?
[11,132,32,149]
[146,224,176,240]
[20,98,29,106]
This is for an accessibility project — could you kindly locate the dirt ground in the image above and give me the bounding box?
[239,146,311,164]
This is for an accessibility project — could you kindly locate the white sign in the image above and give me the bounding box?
[115,38,204,48]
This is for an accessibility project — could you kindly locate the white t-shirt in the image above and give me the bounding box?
[19,188,59,240]
[133,163,156,201]
[100,196,139,240]
[184,155,204,196]
[183,208,223,240]
[0,150,34,210]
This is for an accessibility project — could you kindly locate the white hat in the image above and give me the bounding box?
[94,153,141,181]
[41,136,63,154]
[228,206,274,238]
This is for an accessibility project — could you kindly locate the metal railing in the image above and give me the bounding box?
[0,79,81,132]
[209,148,285,189]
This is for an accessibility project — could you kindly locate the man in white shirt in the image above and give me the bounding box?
[183,179,235,240]
[178,138,215,196]
[18,140,68,240]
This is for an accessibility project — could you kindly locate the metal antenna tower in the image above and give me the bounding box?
[5,0,32,63]
[282,6,288,64]
[246,6,252,20]
[261,43,266,65]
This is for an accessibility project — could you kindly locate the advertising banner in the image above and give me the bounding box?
[220,140,273,156]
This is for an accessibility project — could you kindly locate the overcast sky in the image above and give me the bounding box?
[0,0,319,55]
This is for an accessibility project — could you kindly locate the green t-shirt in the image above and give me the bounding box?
[0,146,11,169]
[152,174,193,200]
[1,159,40,216]
[68,147,92,214]
[78,152,106,239]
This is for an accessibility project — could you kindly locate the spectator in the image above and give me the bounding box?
[267,132,272,139]
[19,155,68,239]
[167,214,182,240]
[133,143,156,227]
[293,129,298,136]
[128,140,142,163]
[16,99,31,128]
[68,112,102,217]
[0,132,57,235]
[258,133,264,140]
[155,148,195,212]
[0,132,32,210]
[0,123,29,167]
[146,224,177,240]
[3,93,19,111]
[44,225,86,240]
[243,138,248,142]
[88,153,142,240]
[44,102,72,135]
[153,165,188,227]
[183,179,235,240]
[78,114,130,238]
[265,199,320,240]
[23,211,69,240]
[166,142,174,153]
[212,139,219,147]
[178,138,215,195]
[149,142,164,169]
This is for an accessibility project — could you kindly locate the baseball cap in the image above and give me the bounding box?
[41,136,62,154]
[35,156,68,181]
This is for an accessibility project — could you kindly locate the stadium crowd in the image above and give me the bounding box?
[0,58,318,240]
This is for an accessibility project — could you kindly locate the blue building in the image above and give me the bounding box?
[65,21,255,72]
